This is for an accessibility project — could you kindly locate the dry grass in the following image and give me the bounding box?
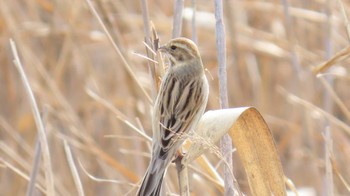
[1,0,350,195]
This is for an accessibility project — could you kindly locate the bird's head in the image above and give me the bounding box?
[159,37,201,66]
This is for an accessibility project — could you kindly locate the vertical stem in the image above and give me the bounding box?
[10,40,55,196]
[323,0,334,195]
[140,0,157,100]
[140,0,151,42]
[172,0,184,38]
[214,0,237,195]
[26,137,41,196]
[224,0,242,105]
[281,0,302,79]
[191,0,198,44]
[175,156,189,196]
[214,1,228,108]
[63,140,85,196]
[324,127,334,196]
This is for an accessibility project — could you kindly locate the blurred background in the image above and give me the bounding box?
[1,0,350,195]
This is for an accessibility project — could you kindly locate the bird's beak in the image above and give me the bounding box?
[158,45,167,53]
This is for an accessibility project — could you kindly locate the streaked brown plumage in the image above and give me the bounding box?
[137,37,209,196]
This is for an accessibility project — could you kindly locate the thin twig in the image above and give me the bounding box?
[142,41,157,56]
[131,51,159,64]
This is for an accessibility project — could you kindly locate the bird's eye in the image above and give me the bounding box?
[170,45,177,50]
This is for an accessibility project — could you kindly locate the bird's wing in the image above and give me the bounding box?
[154,73,206,159]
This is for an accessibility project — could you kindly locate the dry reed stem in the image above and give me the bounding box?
[0,141,31,173]
[214,0,237,195]
[330,156,350,192]
[241,1,341,24]
[63,140,85,196]
[313,45,350,74]
[10,40,55,196]
[279,87,350,136]
[85,88,151,141]
[317,75,350,122]
[0,118,33,155]
[323,127,334,196]
[281,0,302,78]
[26,137,41,196]
[140,0,158,101]
[26,106,48,196]
[89,145,139,183]
[337,0,350,41]
[195,155,224,188]
[181,142,224,193]
[191,0,198,43]
[172,0,184,38]
[0,158,47,194]
[85,0,152,103]
[78,159,137,189]
[284,177,299,196]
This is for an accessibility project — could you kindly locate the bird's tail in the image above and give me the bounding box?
[137,157,168,196]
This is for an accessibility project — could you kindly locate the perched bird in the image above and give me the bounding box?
[137,37,209,196]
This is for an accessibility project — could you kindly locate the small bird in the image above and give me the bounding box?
[137,37,209,196]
